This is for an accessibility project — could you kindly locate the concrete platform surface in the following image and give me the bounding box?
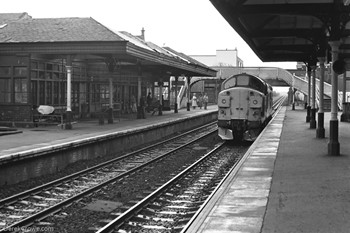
[188,105,350,233]
[0,106,217,158]
[262,106,350,233]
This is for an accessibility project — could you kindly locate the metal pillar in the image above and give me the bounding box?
[306,65,311,122]
[316,57,326,138]
[187,77,191,111]
[108,77,114,124]
[159,81,163,116]
[328,41,340,156]
[137,64,145,119]
[340,69,347,122]
[310,65,317,129]
[65,56,73,129]
[292,75,295,110]
[174,76,178,113]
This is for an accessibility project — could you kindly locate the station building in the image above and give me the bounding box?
[0,13,216,127]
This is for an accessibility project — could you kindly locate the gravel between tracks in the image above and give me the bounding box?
[0,132,184,200]
[39,134,222,233]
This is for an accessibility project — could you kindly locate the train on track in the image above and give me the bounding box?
[217,73,273,141]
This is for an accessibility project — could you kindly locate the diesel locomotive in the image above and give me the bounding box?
[217,73,273,141]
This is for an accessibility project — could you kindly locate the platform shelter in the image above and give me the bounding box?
[210,0,350,156]
[0,13,216,128]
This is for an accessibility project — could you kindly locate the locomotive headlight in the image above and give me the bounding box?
[253,110,260,117]
[253,100,258,105]
[222,99,226,104]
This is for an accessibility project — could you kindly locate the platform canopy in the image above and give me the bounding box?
[0,13,216,77]
[210,0,350,64]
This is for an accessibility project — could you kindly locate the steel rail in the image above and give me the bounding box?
[96,142,226,233]
[0,121,216,207]
[180,98,286,233]
[0,122,217,232]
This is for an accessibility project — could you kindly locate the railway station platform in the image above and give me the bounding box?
[0,106,217,157]
[188,105,350,233]
[0,106,218,186]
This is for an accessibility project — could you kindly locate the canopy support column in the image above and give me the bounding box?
[158,80,163,116]
[316,57,326,138]
[108,77,113,124]
[65,55,73,129]
[340,68,348,122]
[310,65,317,129]
[328,41,340,156]
[174,76,178,113]
[306,65,311,122]
[187,77,191,111]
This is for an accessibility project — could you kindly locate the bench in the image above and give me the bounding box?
[33,113,64,126]
[33,106,65,127]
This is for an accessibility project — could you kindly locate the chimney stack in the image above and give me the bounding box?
[141,27,145,40]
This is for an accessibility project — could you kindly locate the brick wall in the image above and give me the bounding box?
[0,105,32,122]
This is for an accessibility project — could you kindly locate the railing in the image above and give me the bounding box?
[292,74,343,111]
[338,91,343,111]
[193,67,344,111]
[315,84,320,109]
[178,84,188,108]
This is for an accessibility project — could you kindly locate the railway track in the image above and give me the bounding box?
[94,97,286,233]
[0,122,217,232]
[96,143,247,233]
[273,95,287,114]
[0,97,286,232]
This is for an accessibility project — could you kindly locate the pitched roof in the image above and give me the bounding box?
[163,46,210,67]
[0,12,31,24]
[116,31,153,51]
[0,15,125,43]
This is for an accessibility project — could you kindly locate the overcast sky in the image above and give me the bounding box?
[3,0,297,69]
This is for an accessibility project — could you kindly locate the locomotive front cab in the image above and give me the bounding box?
[218,91,234,140]
[218,87,251,140]
[217,73,270,141]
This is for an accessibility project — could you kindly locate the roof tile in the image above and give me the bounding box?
[0,14,125,43]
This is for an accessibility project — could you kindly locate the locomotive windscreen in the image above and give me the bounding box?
[223,74,250,89]
[223,74,268,94]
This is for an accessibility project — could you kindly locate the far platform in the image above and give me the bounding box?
[0,105,217,159]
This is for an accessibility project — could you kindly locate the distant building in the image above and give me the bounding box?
[190,48,243,67]
[189,49,243,103]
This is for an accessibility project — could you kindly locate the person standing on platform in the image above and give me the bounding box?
[191,93,198,109]
[203,93,209,110]
[198,94,203,109]
[146,92,152,112]
[131,95,137,113]
[139,96,146,119]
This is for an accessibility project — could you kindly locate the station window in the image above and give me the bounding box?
[0,78,11,103]
[14,67,27,76]
[14,78,28,103]
[0,66,28,104]
[0,66,11,103]
[0,66,11,76]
